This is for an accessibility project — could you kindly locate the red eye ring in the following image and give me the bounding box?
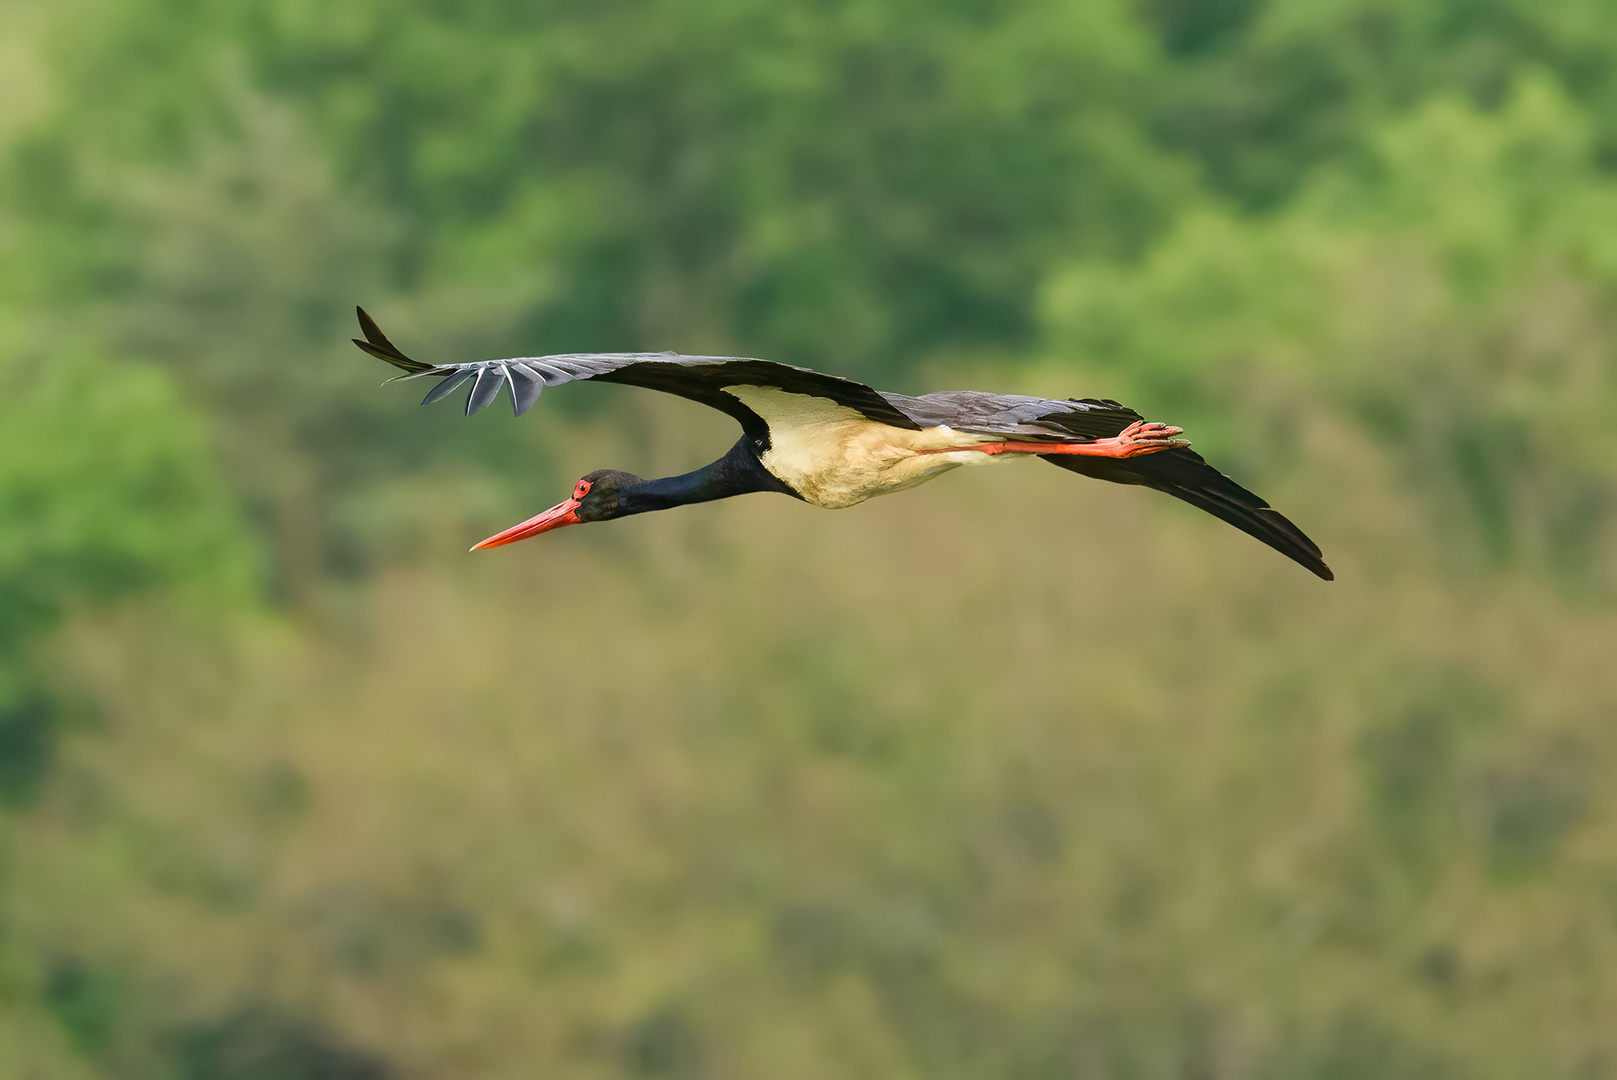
[574,479,593,499]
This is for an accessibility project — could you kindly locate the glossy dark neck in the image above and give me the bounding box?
[616,437,795,516]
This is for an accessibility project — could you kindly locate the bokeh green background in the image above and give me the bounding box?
[4,1,1617,1076]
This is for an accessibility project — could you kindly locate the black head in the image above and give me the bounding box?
[571,469,645,523]
[471,468,645,549]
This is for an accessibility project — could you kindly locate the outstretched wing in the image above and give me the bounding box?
[884,388,1331,579]
[1044,448,1334,581]
[352,307,919,437]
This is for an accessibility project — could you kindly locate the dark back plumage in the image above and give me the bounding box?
[883,390,1147,441]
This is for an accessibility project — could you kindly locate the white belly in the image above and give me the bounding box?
[723,385,1009,509]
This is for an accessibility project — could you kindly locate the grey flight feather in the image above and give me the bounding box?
[419,369,472,407]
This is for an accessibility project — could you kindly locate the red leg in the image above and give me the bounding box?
[917,421,1188,459]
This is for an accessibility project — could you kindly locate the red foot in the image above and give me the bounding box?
[918,421,1188,459]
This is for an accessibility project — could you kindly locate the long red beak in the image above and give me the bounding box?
[470,497,583,550]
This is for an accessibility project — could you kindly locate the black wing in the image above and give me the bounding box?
[1044,448,1333,581]
[881,388,1330,578]
[352,307,919,437]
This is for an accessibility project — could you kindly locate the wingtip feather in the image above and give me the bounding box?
[356,306,389,348]
[1044,449,1334,581]
[351,307,437,375]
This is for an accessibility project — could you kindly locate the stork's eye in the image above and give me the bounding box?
[574,479,593,499]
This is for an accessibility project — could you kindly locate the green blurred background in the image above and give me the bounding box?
[4,0,1617,1075]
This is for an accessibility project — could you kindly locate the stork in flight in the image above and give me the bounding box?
[352,309,1332,579]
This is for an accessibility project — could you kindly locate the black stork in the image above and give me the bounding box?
[352,308,1332,580]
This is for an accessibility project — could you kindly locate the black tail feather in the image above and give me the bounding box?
[351,307,439,375]
[1044,448,1334,581]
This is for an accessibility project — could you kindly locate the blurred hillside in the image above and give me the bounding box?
[3,0,1617,1076]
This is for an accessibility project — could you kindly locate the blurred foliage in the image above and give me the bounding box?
[0,328,252,809]
[3,0,1617,1076]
